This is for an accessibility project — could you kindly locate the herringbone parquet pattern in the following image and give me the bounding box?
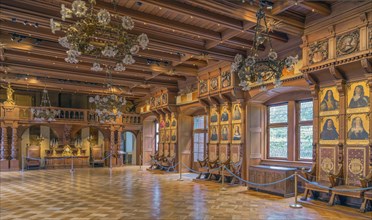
[0,167,370,220]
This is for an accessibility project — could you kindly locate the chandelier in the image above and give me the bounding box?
[230,0,298,91]
[32,89,60,121]
[88,71,126,123]
[50,0,149,72]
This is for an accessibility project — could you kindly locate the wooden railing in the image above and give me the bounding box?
[0,104,141,125]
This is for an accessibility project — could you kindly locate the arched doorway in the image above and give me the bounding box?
[119,131,136,165]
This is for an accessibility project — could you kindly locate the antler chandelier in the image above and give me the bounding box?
[89,70,126,123]
[50,0,149,72]
[32,89,60,121]
[231,0,298,91]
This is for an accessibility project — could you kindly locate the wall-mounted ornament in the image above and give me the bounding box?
[346,81,370,114]
[319,116,339,145]
[220,105,229,124]
[336,30,359,56]
[171,130,177,143]
[319,86,340,116]
[232,124,242,143]
[199,80,208,94]
[368,25,372,49]
[346,113,369,145]
[309,40,328,64]
[210,125,219,143]
[150,97,155,107]
[156,96,161,106]
[210,77,219,91]
[161,93,168,105]
[221,71,231,88]
[221,125,229,142]
[1,82,15,106]
[210,107,219,125]
[232,104,242,122]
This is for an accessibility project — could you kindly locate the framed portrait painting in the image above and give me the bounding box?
[210,125,219,143]
[171,129,177,143]
[220,125,230,143]
[319,86,340,116]
[346,113,369,145]
[232,124,242,144]
[232,104,242,123]
[319,116,340,145]
[220,105,230,124]
[210,107,219,125]
[347,81,370,114]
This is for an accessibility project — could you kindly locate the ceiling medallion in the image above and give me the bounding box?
[50,0,149,72]
[230,0,298,91]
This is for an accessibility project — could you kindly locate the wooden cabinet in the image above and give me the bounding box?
[45,156,89,169]
[249,165,296,197]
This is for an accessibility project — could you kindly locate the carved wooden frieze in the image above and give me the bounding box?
[336,30,359,57]
[199,80,208,95]
[221,71,231,88]
[309,40,328,64]
[210,77,219,91]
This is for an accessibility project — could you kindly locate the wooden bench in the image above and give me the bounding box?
[160,155,176,171]
[210,158,230,182]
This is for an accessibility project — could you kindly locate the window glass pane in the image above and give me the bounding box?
[193,116,205,129]
[269,127,288,158]
[269,105,288,124]
[300,125,313,160]
[193,133,205,162]
[300,101,313,121]
[155,122,159,132]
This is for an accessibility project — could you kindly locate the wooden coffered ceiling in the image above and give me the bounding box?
[0,0,337,100]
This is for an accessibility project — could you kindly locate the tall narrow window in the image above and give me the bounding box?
[268,104,288,158]
[193,115,207,162]
[155,121,159,152]
[298,101,313,160]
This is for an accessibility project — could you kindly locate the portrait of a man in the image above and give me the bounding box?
[320,90,339,111]
[347,117,369,140]
[320,119,339,140]
[233,105,241,121]
[349,85,369,108]
[233,125,241,141]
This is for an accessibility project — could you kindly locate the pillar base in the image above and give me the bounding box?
[0,160,9,171]
[9,159,19,170]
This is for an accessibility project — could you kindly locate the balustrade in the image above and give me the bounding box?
[0,104,141,125]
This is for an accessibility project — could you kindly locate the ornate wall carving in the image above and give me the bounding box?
[309,40,328,64]
[336,30,359,57]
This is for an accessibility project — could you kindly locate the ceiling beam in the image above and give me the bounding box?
[272,1,296,15]
[299,1,331,16]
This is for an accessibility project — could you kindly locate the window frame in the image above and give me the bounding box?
[266,99,314,163]
[267,103,289,160]
[192,115,208,163]
[296,100,313,161]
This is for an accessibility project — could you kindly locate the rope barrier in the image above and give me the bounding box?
[180,161,208,174]
[297,175,372,192]
[224,166,295,187]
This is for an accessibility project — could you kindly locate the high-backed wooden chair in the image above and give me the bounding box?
[196,157,209,179]
[26,145,41,169]
[360,170,372,212]
[223,159,243,184]
[91,146,104,167]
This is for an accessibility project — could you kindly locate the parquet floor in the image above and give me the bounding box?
[1,167,371,220]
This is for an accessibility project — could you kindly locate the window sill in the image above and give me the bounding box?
[260,159,313,169]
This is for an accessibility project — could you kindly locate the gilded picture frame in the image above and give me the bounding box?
[220,124,230,143]
[346,81,370,114]
[210,125,219,143]
[319,116,340,145]
[232,124,242,144]
[171,129,177,143]
[319,86,340,116]
[210,107,219,125]
[232,104,242,123]
[346,113,369,145]
[220,105,230,125]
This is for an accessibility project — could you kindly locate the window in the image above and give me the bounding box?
[193,115,208,162]
[267,100,313,161]
[155,121,159,152]
[298,101,313,160]
[268,104,288,158]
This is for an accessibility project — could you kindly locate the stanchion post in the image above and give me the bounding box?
[177,162,183,181]
[21,155,25,173]
[138,154,143,171]
[221,165,227,191]
[70,156,74,174]
[290,172,302,208]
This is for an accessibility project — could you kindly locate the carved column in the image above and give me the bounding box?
[336,80,346,145]
[11,126,18,160]
[110,127,115,155]
[0,126,8,160]
[117,127,123,152]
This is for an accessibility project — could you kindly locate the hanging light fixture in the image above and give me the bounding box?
[88,70,126,123]
[231,0,298,91]
[50,0,149,72]
[32,88,60,121]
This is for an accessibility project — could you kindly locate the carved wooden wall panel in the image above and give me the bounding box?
[346,147,366,185]
[318,146,336,182]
